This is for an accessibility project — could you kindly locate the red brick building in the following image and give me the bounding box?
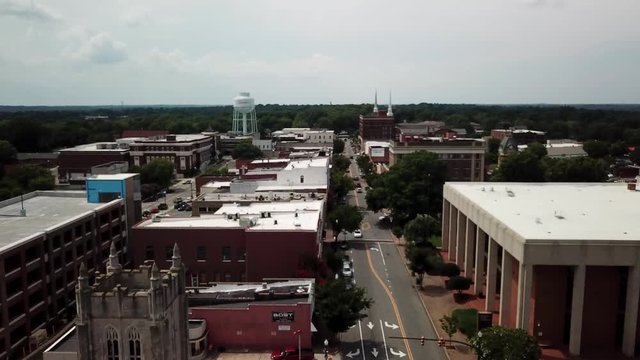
[129,134,213,175]
[188,279,314,350]
[57,142,130,183]
[359,93,395,143]
[130,200,324,285]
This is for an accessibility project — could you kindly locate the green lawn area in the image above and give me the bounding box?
[452,308,478,337]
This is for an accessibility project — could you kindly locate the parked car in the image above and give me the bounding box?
[173,197,183,204]
[342,260,353,278]
[142,210,151,217]
[158,203,168,210]
[174,202,184,210]
[183,179,192,185]
[356,187,363,193]
[150,207,159,214]
[353,229,362,238]
[271,347,314,360]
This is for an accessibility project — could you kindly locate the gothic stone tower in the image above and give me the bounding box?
[75,242,189,360]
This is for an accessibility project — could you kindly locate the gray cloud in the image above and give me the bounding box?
[0,0,59,22]
[71,32,127,64]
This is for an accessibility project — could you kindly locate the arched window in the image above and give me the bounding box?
[106,326,120,360]
[128,327,142,360]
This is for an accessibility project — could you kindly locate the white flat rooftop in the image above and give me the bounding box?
[135,134,210,142]
[284,157,328,170]
[446,182,640,242]
[0,191,114,251]
[87,173,138,180]
[136,200,323,231]
[59,142,128,152]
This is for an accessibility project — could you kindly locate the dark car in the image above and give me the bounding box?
[271,347,314,360]
[158,203,168,210]
[174,201,184,210]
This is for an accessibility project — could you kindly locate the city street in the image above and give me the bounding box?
[336,140,446,360]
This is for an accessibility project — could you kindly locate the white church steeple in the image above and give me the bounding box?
[387,90,393,117]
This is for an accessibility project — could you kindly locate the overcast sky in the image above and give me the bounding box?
[1,0,639,105]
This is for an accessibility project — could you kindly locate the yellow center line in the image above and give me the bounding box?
[366,247,415,360]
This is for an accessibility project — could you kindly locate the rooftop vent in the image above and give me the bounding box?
[506,189,515,197]
[554,211,565,220]
[152,216,161,223]
[262,282,268,289]
[274,220,278,225]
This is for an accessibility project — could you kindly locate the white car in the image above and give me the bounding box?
[353,229,362,238]
[342,263,353,278]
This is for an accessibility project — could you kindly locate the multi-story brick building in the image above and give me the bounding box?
[129,134,213,175]
[359,93,395,142]
[442,182,640,358]
[57,142,131,183]
[389,138,486,181]
[0,191,128,360]
[129,200,324,285]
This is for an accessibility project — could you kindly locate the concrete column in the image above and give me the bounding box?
[499,250,513,326]
[474,228,486,296]
[623,265,640,356]
[455,212,466,266]
[464,219,475,276]
[448,207,457,261]
[442,200,450,250]
[485,238,498,312]
[569,265,586,356]
[516,263,533,330]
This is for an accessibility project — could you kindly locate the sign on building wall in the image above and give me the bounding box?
[272,311,295,323]
[371,147,385,157]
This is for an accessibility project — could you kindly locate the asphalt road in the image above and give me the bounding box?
[337,140,446,360]
[141,178,197,216]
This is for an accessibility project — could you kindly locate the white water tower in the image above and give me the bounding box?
[232,92,258,135]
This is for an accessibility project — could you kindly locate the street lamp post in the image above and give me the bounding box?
[294,330,302,360]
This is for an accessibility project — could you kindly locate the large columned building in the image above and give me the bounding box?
[442,182,640,358]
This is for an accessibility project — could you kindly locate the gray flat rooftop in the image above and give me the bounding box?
[446,182,640,242]
[0,191,111,251]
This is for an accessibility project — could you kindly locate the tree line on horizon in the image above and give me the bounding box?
[1,103,640,153]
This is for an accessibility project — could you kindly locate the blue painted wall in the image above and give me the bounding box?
[86,179,126,203]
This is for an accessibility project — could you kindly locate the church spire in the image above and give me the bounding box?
[170,243,182,271]
[387,90,393,117]
[107,242,121,274]
[373,89,379,114]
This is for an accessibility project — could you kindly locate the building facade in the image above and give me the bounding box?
[129,134,213,175]
[188,279,315,350]
[442,182,640,358]
[0,191,128,360]
[57,142,130,183]
[129,200,324,285]
[86,173,142,232]
[389,138,486,181]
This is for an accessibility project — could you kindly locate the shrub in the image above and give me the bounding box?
[391,226,404,237]
[452,308,478,337]
[426,254,444,275]
[447,276,473,293]
[440,262,461,277]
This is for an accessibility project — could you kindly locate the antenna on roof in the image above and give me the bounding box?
[19,194,26,217]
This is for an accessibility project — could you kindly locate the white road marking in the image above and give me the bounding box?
[379,320,390,360]
[378,242,386,266]
[358,320,367,360]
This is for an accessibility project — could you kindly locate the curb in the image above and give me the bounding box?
[390,232,453,360]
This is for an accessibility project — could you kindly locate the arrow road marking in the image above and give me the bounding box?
[384,321,399,330]
[367,321,374,330]
[371,348,379,358]
[370,247,379,251]
[389,348,406,358]
[346,349,361,359]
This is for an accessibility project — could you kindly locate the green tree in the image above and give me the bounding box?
[0,140,17,164]
[446,276,473,294]
[330,172,355,199]
[328,205,364,234]
[439,315,459,345]
[365,151,446,222]
[140,159,174,188]
[526,142,548,159]
[333,138,345,154]
[630,147,640,165]
[470,326,541,360]
[492,151,545,182]
[315,279,373,333]
[545,157,608,182]
[440,263,461,277]
[403,214,440,246]
[0,164,55,200]
[583,140,610,159]
[609,141,627,157]
[406,245,441,287]
[332,154,351,173]
[203,166,229,176]
[232,142,263,160]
